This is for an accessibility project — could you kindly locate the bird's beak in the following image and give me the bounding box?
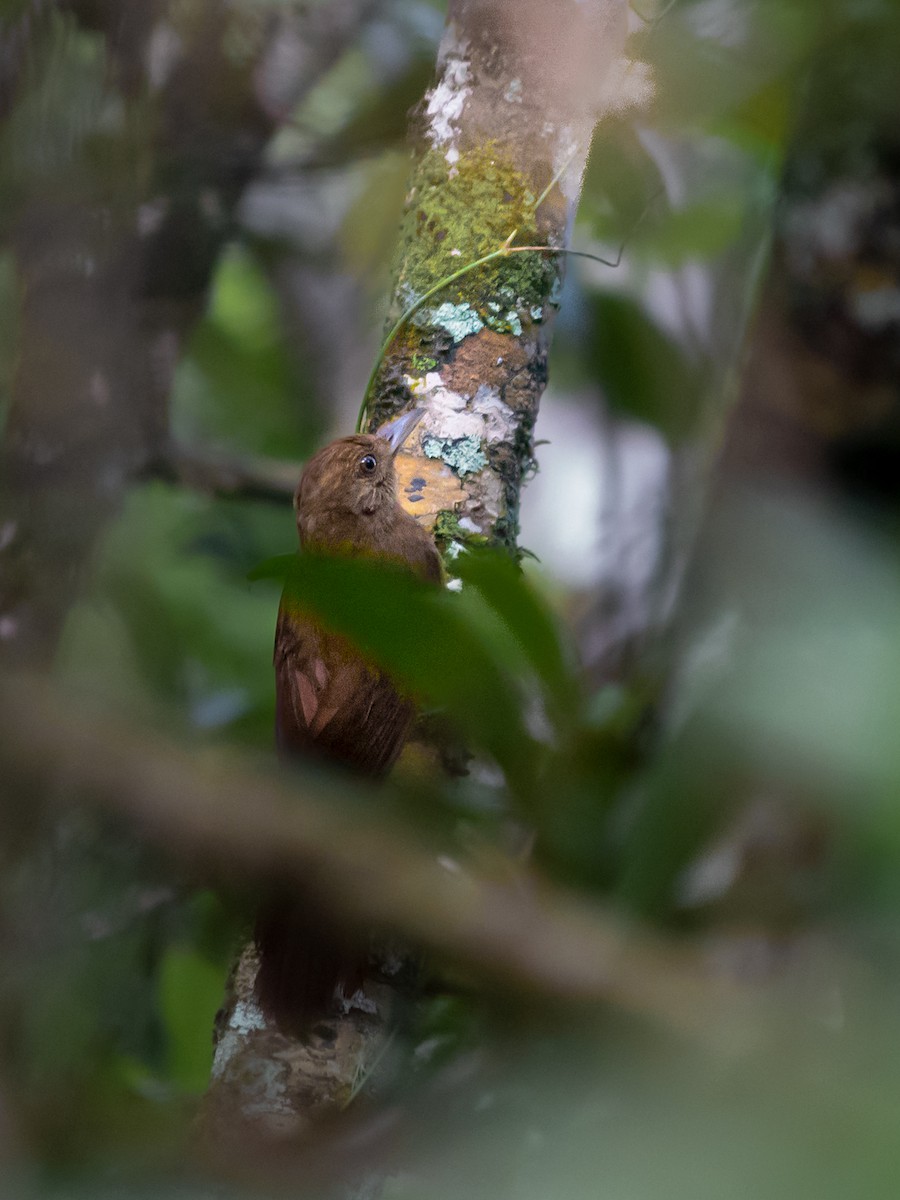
[376,409,424,456]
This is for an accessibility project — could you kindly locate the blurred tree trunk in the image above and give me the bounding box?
[689,2,900,604]
[0,0,371,669]
[0,0,375,1157]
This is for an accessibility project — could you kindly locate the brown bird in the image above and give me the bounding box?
[255,410,442,1036]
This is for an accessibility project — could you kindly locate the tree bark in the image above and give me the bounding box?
[206,0,653,1149]
[367,0,650,551]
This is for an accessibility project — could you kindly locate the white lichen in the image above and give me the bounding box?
[425,36,471,163]
[503,78,523,103]
[210,996,268,1081]
[423,434,487,477]
[471,384,517,441]
[473,470,506,525]
[416,300,484,342]
[406,376,516,446]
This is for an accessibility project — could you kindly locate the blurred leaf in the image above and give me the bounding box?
[713,77,794,164]
[632,197,748,266]
[59,484,290,745]
[316,56,435,165]
[585,293,701,440]
[159,947,225,1094]
[170,245,319,460]
[284,45,374,153]
[342,150,413,278]
[697,495,900,869]
[614,719,739,919]
[454,549,581,732]
[578,125,665,248]
[535,683,659,891]
[646,1,816,132]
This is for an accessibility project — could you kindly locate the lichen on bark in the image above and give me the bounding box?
[367,137,561,554]
[365,0,641,554]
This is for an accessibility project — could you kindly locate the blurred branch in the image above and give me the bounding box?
[148,439,298,503]
[0,674,747,1040]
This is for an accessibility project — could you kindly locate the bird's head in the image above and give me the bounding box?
[294,410,423,544]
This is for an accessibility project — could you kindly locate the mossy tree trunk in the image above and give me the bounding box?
[368,0,648,555]
[206,0,651,1152]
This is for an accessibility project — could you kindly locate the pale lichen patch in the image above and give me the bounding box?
[425,35,471,163]
[423,434,487,477]
[503,77,523,104]
[465,468,506,526]
[407,373,477,441]
[407,374,516,446]
[415,300,485,343]
[471,383,517,441]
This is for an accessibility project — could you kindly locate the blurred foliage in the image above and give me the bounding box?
[0,250,16,435]
[59,483,289,744]
[171,245,322,461]
[3,0,900,1197]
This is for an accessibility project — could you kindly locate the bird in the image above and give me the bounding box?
[254,410,442,1037]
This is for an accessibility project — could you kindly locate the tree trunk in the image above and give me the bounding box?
[368,0,649,551]
[205,0,652,1151]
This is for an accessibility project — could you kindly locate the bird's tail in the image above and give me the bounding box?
[253,892,367,1037]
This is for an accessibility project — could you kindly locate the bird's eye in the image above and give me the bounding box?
[360,454,377,473]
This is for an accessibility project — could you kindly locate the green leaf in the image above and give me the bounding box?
[60,484,290,745]
[158,947,226,1094]
[454,549,580,732]
[633,198,748,267]
[259,552,545,807]
[586,293,702,440]
[247,553,297,584]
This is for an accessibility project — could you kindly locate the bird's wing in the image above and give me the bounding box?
[275,606,342,740]
[274,603,413,775]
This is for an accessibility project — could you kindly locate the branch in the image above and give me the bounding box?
[0,675,747,1038]
[147,440,298,504]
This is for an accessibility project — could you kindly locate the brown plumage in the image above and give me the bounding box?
[255,412,442,1036]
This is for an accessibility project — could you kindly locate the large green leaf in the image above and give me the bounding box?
[159,947,227,1094]
[453,550,581,734]
[251,552,547,806]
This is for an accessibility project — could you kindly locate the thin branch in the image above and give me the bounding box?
[147,440,298,504]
